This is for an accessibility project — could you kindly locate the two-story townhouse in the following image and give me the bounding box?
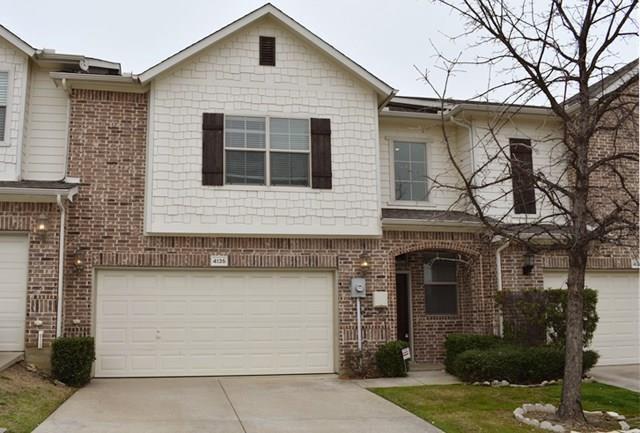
[0,4,637,377]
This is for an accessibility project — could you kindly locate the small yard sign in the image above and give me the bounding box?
[210,255,229,267]
[401,347,411,360]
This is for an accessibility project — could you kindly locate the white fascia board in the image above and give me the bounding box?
[50,72,147,93]
[379,110,447,121]
[0,25,36,57]
[449,103,556,117]
[0,185,79,201]
[137,4,395,99]
[382,218,484,233]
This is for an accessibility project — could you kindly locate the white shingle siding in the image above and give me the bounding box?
[21,65,68,180]
[0,39,28,180]
[379,117,465,211]
[147,18,381,236]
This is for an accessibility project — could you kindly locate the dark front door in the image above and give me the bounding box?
[396,273,410,342]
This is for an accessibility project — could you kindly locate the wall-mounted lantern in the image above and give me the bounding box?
[358,252,371,271]
[73,249,87,272]
[522,252,535,275]
[35,213,48,239]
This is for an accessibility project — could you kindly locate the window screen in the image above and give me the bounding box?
[424,254,458,315]
[0,72,7,141]
[394,141,428,201]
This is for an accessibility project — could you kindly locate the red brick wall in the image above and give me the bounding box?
[0,202,61,346]
[60,89,500,369]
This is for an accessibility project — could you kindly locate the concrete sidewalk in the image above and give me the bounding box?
[353,369,460,388]
[0,352,23,373]
[590,364,640,392]
[33,374,444,433]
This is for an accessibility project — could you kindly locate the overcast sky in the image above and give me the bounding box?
[4,0,638,100]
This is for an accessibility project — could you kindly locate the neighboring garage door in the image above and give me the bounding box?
[544,270,640,366]
[95,269,335,377]
[0,235,29,351]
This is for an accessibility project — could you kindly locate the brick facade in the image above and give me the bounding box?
[3,76,636,372]
[0,202,61,345]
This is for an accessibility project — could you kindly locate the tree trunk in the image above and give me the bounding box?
[557,248,588,421]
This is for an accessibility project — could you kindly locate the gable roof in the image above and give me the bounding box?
[565,59,639,107]
[0,24,36,57]
[138,3,396,103]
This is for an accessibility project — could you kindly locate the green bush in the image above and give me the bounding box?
[496,288,599,347]
[375,341,409,377]
[444,334,503,374]
[452,346,599,384]
[51,336,95,387]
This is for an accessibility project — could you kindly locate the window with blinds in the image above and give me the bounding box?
[224,116,310,186]
[0,71,8,142]
[423,253,458,315]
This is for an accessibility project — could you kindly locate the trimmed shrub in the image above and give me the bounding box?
[496,288,599,347]
[444,334,502,374]
[375,340,409,377]
[452,345,599,384]
[51,336,95,387]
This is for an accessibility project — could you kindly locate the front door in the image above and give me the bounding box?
[396,273,410,343]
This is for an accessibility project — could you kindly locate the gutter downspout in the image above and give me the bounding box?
[55,194,65,338]
[449,114,475,175]
[495,241,510,337]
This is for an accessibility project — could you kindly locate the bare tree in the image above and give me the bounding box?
[420,0,638,423]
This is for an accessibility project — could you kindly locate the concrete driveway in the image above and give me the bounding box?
[590,364,640,392]
[33,374,442,433]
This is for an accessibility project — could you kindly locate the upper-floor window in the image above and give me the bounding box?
[0,71,8,142]
[394,141,428,201]
[509,138,536,214]
[224,116,310,186]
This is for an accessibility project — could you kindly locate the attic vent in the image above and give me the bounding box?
[259,36,276,66]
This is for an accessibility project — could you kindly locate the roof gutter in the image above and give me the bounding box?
[0,185,79,198]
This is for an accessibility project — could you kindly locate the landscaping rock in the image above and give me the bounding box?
[619,420,630,430]
[540,421,553,429]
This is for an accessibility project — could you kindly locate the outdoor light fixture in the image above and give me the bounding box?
[522,252,535,275]
[359,252,371,270]
[35,213,48,238]
[73,249,87,271]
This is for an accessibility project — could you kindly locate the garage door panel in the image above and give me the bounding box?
[95,270,334,377]
[544,270,639,366]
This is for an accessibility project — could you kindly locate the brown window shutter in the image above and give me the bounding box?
[202,113,224,186]
[259,36,276,66]
[509,138,536,214]
[310,118,332,189]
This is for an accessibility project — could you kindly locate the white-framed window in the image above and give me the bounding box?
[0,71,8,142]
[423,253,458,315]
[393,140,428,201]
[224,115,310,186]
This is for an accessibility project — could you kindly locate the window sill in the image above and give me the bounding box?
[386,200,437,209]
[205,184,319,193]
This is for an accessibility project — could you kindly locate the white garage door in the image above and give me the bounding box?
[544,270,640,366]
[0,235,29,351]
[95,269,335,377]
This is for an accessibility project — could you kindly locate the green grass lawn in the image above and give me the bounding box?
[0,364,75,433]
[371,382,640,433]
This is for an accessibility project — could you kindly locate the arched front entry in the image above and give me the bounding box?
[390,243,489,364]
